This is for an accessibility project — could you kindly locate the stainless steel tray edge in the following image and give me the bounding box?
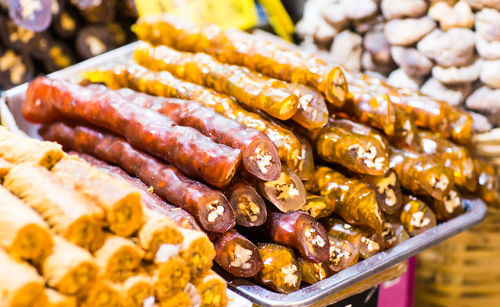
[2,43,488,307]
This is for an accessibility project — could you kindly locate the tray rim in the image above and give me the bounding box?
[1,42,489,307]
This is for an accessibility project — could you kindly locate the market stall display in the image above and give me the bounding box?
[0,10,496,306]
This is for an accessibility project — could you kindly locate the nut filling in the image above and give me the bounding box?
[410,211,431,228]
[377,172,398,207]
[329,245,350,265]
[304,227,326,247]
[270,172,299,201]
[229,244,253,270]
[249,147,273,174]
[443,190,461,213]
[207,201,224,223]
[281,264,299,286]
[237,196,260,222]
[430,173,450,191]
[349,144,385,171]
[361,236,380,253]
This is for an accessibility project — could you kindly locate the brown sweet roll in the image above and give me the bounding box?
[39,122,235,233]
[41,236,98,295]
[212,229,263,277]
[79,0,116,24]
[112,86,281,181]
[225,179,267,227]
[306,166,384,232]
[355,169,404,215]
[120,274,154,307]
[75,152,200,230]
[418,130,476,191]
[259,210,330,263]
[321,217,383,259]
[83,64,303,173]
[52,155,144,236]
[298,258,331,285]
[299,194,335,219]
[256,243,302,294]
[52,9,79,39]
[133,42,300,121]
[152,256,191,301]
[258,165,306,213]
[45,288,77,307]
[473,159,500,209]
[287,84,329,130]
[0,249,48,307]
[390,147,455,200]
[0,17,39,52]
[179,228,216,282]
[94,234,144,282]
[138,209,184,261]
[79,280,123,307]
[3,163,104,249]
[0,186,53,263]
[0,157,13,179]
[314,126,390,176]
[400,195,437,236]
[327,234,359,273]
[24,77,242,188]
[133,14,348,106]
[0,126,64,169]
[194,271,228,307]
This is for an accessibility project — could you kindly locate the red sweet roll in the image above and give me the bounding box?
[212,229,263,278]
[75,152,201,231]
[225,179,267,227]
[261,210,330,263]
[39,122,235,233]
[24,77,241,188]
[114,88,281,181]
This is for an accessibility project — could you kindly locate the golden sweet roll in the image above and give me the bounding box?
[94,234,144,282]
[473,159,500,208]
[306,166,384,232]
[299,194,334,219]
[0,186,53,263]
[79,280,123,307]
[179,228,216,282]
[52,155,144,236]
[400,196,437,236]
[0,157,13,179]
[295,134,315,181]
[0,126,63,169]
[45,288,77,307]
[153,256,191,301]
[298,258,331,285]
[3,164,104,249]
[120,274,154,307]
[158,291,191,307]
[256,243,302,294]
[138,208,183,260]
[195,271,228,307]
[0,248,48,307]
[41,236,98,295]
[427,190,465,222]
[287,84,329,130]
[134,42,299,121]
[133,14,348,106]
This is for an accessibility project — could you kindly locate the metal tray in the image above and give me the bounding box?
[1,42,488,307]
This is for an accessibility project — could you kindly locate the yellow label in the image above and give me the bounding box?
[257,0,294,41]
[134,0,258,29]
